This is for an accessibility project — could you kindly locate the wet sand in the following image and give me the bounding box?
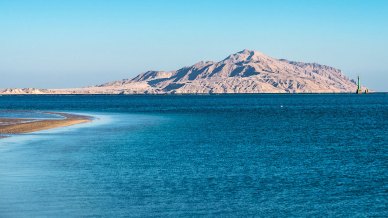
[0,112,92,137]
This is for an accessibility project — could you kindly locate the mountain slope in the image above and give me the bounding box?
[1,49,359,94]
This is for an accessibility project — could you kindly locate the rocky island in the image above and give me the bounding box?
[0,50,361,94]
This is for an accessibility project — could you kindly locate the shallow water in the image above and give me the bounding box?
[0,94,387,216]
[0,110,63,119]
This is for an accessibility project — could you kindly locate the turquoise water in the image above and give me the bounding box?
[0,110,63,119]
[0,94,387,217]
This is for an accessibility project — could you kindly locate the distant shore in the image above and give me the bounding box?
[1,92,384,96]
[0,112,92,138]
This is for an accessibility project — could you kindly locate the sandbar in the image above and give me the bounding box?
[0,112,92,138]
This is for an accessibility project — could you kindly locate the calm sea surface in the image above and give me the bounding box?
[0,94,387,217]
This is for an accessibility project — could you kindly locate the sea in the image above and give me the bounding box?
[0,94,387,217]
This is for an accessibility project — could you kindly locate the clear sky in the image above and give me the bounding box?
[0,0,387,91]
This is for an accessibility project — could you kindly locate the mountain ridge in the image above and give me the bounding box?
[0,49,361,94]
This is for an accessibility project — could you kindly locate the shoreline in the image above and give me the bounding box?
[0,92,384,95]
[0,112,92,138]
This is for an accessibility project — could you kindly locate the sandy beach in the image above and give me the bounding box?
[0,112,92,137]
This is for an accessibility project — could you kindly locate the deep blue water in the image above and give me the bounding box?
[0,94,387,217]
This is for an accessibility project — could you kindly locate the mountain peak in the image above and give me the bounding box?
[239,49,260,54]
[223,49,272,63]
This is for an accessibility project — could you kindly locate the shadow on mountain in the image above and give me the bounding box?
[163,83,185,91]
[208,64,225,77]
[242,66,260,77]
[173,68,189,82]
[229,67,245,77]
[229,66,259,77]
[148,78,171,86]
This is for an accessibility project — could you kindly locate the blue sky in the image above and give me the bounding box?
[0,0,387,91]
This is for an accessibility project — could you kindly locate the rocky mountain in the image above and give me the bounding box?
[0,49,360,94]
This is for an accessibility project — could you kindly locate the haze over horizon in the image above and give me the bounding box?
[1,0,387,91]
